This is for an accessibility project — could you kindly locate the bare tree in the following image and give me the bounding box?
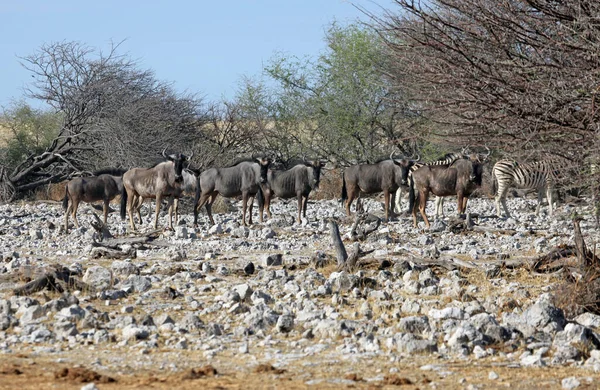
[371,0,600,187]
[0,41,206,201]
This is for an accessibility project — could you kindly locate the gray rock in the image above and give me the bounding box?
[178,313,204,332]
[574,313,600,329]
[54,319,78,339]
[110,261,139,277]
[121,325,149,341]
[429,307,465,320]
[231,226,249,238]
[397,316,431,336]
[81,383,99,390]
[19,305,45,324]
[121,275,152,293]
[233,284,253,302]
[390,333,438,354]
[244,262,255,275]
[251,290,274,305]
[154,314,175,326]
[208,223,223,235]
[276,314,295,333]
[83,266,113,290]
[561,377,581,390]
[262,253,283,267]
[56,305,86,321]
[0,313,16,330]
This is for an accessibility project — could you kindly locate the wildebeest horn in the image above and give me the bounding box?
[414,154,421,162]
[390,151,396,161]
[483,146,491,158]
[187,151,194,161]
[161,147,168,159]
[461,145,470,155]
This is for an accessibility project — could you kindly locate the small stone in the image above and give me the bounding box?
[488,371,499,380]
[262,254,283,267]
[244,262,255,275]
[561,377,581,390]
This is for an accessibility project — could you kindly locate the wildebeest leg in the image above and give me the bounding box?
[205,193,218,225]
[457,193,465,215]
[247,194,255,225]
[419,191,430,229]
[265,192,272,220]
[127,191,137,231]
[297,193,303,224]
[64,202,71,233]
[345,187,357,216]
[195,193,213,225]
[71,199,80,229]
[103,199,110,224]
[166,196,175,229]
[303,195,309,219]
[154,194,162,229]
[241,192,249,226]
[462,197,468,214]
[384,190,391,221]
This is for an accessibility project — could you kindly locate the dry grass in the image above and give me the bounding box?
[314,168,342,200]
[553,269,600,319]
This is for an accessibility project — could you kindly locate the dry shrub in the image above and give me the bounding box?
[314,168,342,200]
[35,182,67,202]
[553,269,600,319]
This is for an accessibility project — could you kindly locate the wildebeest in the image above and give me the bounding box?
[257,159,326,224]
[120,149,191,231]
[341,154,415,221]
[62,168,126,233]
[172,168,199,224]
[403,148,491,218]
[409,157,484,228]
[492,159,557,217]
[128,168,199,226]
[193,156,272,226]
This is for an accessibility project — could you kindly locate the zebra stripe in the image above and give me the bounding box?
[493,159,556,217]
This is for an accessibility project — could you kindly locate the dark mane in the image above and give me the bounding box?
[93,167,128,176]
[226,157,261,168]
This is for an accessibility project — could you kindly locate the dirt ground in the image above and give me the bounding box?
[1,348,599,389]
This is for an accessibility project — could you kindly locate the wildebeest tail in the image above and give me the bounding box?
[340,172,347,204]
[62,185,69,210]
[408,176,416,212]
[120,185,128,220]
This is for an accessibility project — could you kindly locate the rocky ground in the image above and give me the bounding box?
[1,194,600,389]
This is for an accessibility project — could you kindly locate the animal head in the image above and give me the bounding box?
[256,156,272,184]
[163,148,193,183]
[306,160,326,189]
[390,152,416,186]
[468,160,484,185]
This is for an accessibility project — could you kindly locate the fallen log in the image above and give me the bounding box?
[13,265,94,296]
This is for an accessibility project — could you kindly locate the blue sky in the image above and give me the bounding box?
[0,0,394,109]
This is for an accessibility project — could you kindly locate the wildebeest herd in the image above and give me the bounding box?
[61,147,559,233]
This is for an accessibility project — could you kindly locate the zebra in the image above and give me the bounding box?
[492,159,557,217]
[394,152,467,216]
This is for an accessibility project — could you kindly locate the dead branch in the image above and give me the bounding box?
[13,265,94,296]
[90,213,113,241]
[349,213,381,241]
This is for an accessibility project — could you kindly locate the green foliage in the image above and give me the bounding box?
[2,102,62,168]
[262,22,417,165]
